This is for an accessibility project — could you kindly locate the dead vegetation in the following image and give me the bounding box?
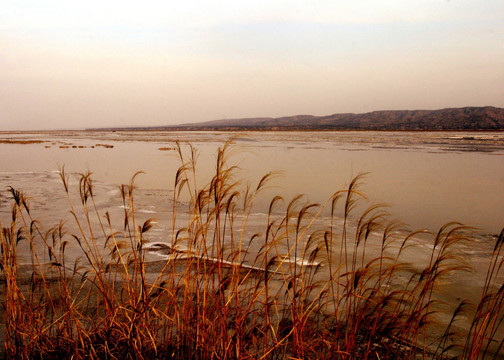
[0,140,45,145]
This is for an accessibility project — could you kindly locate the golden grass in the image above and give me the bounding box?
[1,140,503,359]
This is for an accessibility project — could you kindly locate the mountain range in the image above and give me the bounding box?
[100,106,504,131]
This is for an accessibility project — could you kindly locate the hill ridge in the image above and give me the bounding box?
[92,106,504,131]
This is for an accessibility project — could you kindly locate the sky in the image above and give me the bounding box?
[1,0,503,131]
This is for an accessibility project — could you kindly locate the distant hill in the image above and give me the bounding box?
[95,107,504,131]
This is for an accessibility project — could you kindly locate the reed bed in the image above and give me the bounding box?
[1,141,503,359]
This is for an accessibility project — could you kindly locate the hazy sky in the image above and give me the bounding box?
[1,1,503,130]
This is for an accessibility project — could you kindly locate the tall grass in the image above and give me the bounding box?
[1,140,503,359]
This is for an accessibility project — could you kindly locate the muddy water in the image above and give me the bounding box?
[1,130,503,286]
[1,130,503,233]
[0,131,503,270]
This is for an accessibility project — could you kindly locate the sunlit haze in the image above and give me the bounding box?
[1,0,503,130]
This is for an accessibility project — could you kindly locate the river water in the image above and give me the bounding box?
[1,130,503,279]
[1,130,503,234]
